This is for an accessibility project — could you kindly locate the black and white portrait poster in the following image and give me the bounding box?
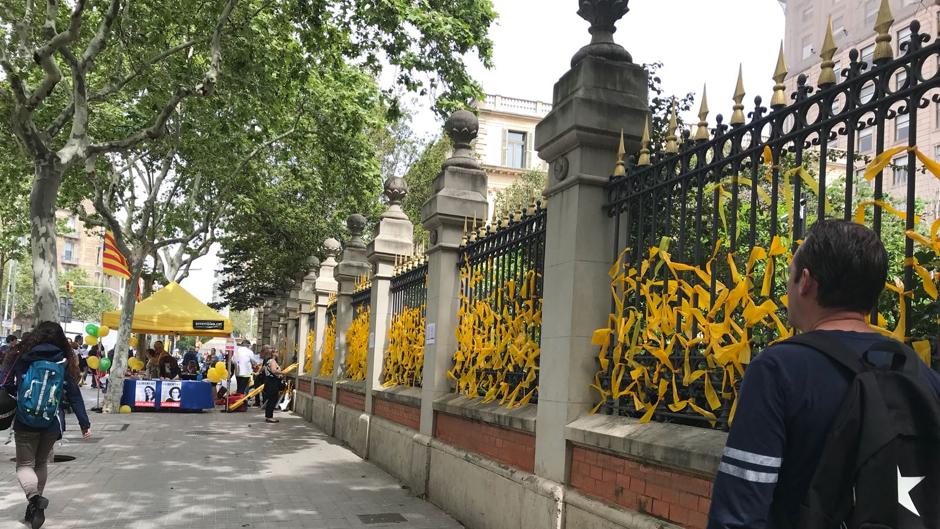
[135,380,157,407]
[161,381,182,408]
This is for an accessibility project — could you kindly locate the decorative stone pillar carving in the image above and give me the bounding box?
[532,0,648,483]
[312,239,340,378]
[419,110,488,436]
[333,215,371,388]
[295,256,319,376]
[366,176,414,414]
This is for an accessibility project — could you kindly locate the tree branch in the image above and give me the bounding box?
[81,0,121,69]
[27,0,87,111]
[86,0,238,154]
[91,38,205,102]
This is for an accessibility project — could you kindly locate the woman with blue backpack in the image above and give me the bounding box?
[1,321,91,529]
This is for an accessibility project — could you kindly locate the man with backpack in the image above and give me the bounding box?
[707,220,940,529]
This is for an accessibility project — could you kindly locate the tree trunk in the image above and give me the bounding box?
[31,158,63,323]
[103,261,144,413]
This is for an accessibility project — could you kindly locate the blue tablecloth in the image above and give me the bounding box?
[120,379,215,411]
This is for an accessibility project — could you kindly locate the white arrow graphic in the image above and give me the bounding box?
[898,466,925,517]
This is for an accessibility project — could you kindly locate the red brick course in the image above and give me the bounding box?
[373,397,420,430]
[433,412,535,473]
[314,383,331,400]
[569,445,713,529]
[297,378,311,393]
[337,388,365,411]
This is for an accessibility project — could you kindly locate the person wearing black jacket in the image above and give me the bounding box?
[1,321,91,529]
[707,220,940,529]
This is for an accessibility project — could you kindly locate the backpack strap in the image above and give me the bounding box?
[786,331,866,375]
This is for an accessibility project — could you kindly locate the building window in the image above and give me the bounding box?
[802,35,814,59]
[896,70,907,91]
[891,155,908,187]
[861,43,875,67]
[802,4,814,21]
[505,130,527,169]
[832,16,846,40]
[63,240,75,263]
[861,83,875,104]
[898,26,912,53]
[859,128,873,152]
[936,101,940,128]
[865,1,879,27]
[935,145,940,162]
[896,112,910,141]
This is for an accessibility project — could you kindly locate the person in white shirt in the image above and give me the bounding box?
[234,340,257,396]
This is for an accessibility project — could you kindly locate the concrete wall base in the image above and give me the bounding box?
[312,396,335,435]
[294,392,314,422]
[367,416,429,494]
[333,404,370,457]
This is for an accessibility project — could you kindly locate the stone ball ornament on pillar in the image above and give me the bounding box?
[324,237,342,259]
[384,176,408,207]
[346,214,368,249]
[572,0,632,66]
[443,110,480,170]
[306,255,321,271]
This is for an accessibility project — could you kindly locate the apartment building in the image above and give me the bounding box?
[782,0,940,213]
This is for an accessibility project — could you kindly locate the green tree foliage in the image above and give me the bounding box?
[644,62,695,153]
[493,170,547,219]
[229,309,252,338]
[58,268,116,322]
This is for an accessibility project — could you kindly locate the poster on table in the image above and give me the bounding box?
[134,380,157,407]
[161,381,182,408]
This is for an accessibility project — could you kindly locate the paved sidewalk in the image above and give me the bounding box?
[0,388,463,529]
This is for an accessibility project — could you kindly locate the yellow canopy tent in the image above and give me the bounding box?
[101,281,232,337]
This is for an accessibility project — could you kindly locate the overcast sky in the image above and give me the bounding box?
[181,0,786,304]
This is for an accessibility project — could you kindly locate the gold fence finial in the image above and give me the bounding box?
[637,118,651,166]
[694,85,710,141]
[771,41,788,108]
[665,100,678,153]
[731,64,746,125]
[873,0,894,63]
[613,129,626,177]
[818,16,838,87]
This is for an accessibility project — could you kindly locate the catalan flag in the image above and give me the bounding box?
[102,230,131,280]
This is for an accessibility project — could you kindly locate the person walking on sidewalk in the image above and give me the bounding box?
[261,345,283,423]
[2,321,91,529]
[707,220,940,529]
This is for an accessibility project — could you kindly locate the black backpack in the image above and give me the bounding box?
[787,331,940,529]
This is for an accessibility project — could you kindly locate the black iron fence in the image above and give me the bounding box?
[452,203,546,406]
[391,259,428,317]
[383,256,429,388]
[597,19,940,428]
[351,278,372,313]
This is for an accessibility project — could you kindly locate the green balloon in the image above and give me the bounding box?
[99,358,112,372]
[85,323,99,337]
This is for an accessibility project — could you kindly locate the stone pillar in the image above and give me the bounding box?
[312,240,340,377]
[419,111,488,436]
[333,215,371,390]
[260,301,273,347]
[532,2,649,483]
[296,256,319,376]
[366,176,414,413]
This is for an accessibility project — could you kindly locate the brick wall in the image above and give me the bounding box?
[337,388,365,411]
[314,383,331,400]
[569,445,712,529]
[373,398,420,430]
[297,378,311,393]
[433,412,535,473]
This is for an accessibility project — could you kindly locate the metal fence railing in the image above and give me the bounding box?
[451,203,546,407]
[596,18,940,428]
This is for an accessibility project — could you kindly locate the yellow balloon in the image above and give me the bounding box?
[129,336,139,348]
[84,335,98,346]
[97,325,110,338]
[207,372,222,384]
[128,358,144,371]
[119,405,132,414]
[86,356,100,370]
[215,361,225,371]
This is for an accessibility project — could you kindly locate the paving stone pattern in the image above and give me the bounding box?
[0,388,463,529]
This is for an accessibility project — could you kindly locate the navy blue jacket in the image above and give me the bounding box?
[4,344,91,437]
[707,330,940,529]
